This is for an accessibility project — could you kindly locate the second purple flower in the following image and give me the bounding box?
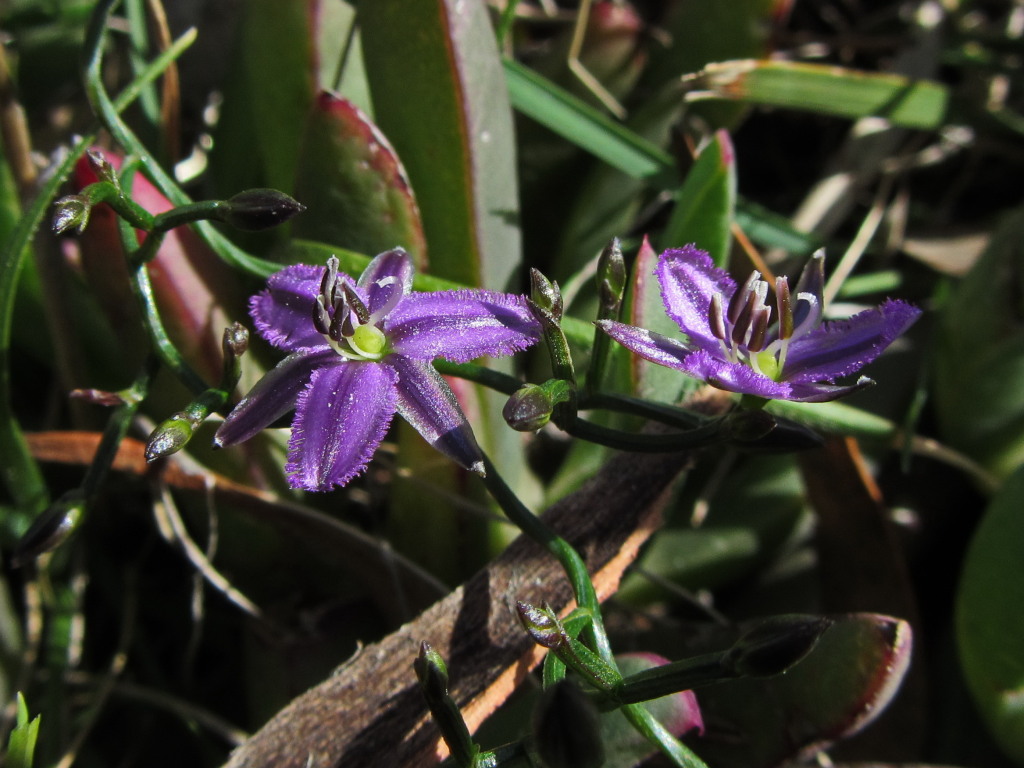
[598,245,921,403]
[215,249,540,491]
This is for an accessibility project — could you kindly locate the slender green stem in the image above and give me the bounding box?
[151,201,229,234]
[0,15,197,512]
[83,0,280,279]
[561,417,728,452]
[579,392,706,429]
[622,704,708,768]
[479,454,612,661]
[434,361,523,396]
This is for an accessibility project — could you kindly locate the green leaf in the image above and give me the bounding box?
[957,465,1024,763]
[291,93,427,267]
[209,0,316,197]
[6,693,40,768]
[933,206,1024,479]
[687,60,950,129]
[359,0,520,289]
[659,130,736,268]
[505,59,676,184]
[693,614,913,768]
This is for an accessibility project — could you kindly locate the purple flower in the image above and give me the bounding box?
[214,249,540,490]
[597,246,920,403]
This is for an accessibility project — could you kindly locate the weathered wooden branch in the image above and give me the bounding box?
[224,448,693,768]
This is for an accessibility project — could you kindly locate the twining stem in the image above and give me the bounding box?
[479,454,612,662]
[0,17,197,513]
[83,0,279,279]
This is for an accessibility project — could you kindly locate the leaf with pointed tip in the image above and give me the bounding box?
[957,465,1024,763]
[209,0,316,200]
[659,130,736,268]
[292,93,427,268]
[692,613,913,768]
[359,0,520,290]
[933,207,1024,480]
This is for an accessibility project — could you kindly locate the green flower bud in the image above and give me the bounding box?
[219,188,306,231]
[52,194,91,235]
[530,268,563,320]
[503,380,573,432]
[145,415,195,462]
[597,238,626,320]
[532,680,605,768]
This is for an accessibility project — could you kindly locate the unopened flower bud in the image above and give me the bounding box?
[532,680,605,768]
[530,268,563,320]
[414,641,450,696]
[223,322,250,360]
[86,148,118,185]
[503,379,572,432]
[68,388,129,406]
[597,238,626,319]
[145,415,195,462]
[219,188,306,231]
[52,194,91,234]
[724,614,832,678]
[12,491,85,566]
[516,601,569,650]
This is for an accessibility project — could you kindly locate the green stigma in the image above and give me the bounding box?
[351,324,387,359]
[755,350,783,381]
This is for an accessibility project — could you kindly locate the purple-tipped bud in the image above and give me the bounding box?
[532,680,605,768]
[52,194,91,235]
[724,614,832,678]
[414,641,450,694]
[219,188,306,231]
[12,491,85,566]
[530,269,563,320]
[516,601,569,650]
[68,388,129,407]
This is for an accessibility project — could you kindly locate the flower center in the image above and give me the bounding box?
[708,269,818,382]
[311,256,391,362]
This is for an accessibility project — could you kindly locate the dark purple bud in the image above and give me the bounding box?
[532,680,605,768]
[12,491,85,566]
[220,188,306,231]
[724,614,832,678]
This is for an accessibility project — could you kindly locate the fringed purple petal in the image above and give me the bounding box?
[787,376,875,402]
[385,290,541,362]
[214,349,337,447]
[286,361,398,491]
[597,320,697,371]
[250,264,328,351]
[389,355,484,474]
[784,300,921,383]
[657,245,736,354]
[359,248,414,317]
[677,349,793,400]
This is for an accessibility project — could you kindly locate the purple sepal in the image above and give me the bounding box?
[387,290,541,362]
[286,361,399,491]
[389,355,484,474]
[214,349,336,447]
